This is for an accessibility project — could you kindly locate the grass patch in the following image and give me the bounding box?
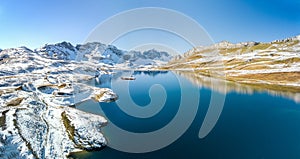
[250,58,273,63]
[235,64,271,70]
[224,59,246,67]
[273,57,300,65]
[192,49,215,55]
[61,111,75,142]
[269,46,277,50]
[219,48,240,54]
[240,46,251,53]
[230,72,300,84]
[287,40,299,47]
[249,43,271,51]
[224,72,300,93]
[0,110,9,130]
[6,97,24,107]
[187,54,203,61]
[92,91,105,101]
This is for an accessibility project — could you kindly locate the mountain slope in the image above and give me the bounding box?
[162,35,300,90]
[0,45,120,158]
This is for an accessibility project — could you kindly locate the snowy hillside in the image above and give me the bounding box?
[163,35,300,90]
[0,45,119,158]
[0,40,173,158]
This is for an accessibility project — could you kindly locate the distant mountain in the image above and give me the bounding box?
[162,35,300,90]
[0,41,173,80]
[117,49,172,68]
[75,42,124,64]
[33,41,172,68]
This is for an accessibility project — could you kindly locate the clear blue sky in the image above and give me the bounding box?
[0,0,299,50]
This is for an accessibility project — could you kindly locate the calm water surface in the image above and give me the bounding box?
[74,71,300,159]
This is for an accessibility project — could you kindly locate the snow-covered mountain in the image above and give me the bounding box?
[75,42,124,64]
[36,41,77,60]
[34,42,172,68]
[0,41,172,158]
[116,49,172,68]
[0,44,120,158]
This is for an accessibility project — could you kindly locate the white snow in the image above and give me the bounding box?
[0,44,122,158]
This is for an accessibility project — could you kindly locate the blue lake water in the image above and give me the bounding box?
[73,71,300,159]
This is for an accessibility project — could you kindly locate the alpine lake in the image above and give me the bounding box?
[71,70,300,159]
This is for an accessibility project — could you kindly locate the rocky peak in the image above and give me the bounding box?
[75,42,107,52]
[35,41,77,60]
[213,41,233,48]
[54,41,76,52]
[272,34,300,43]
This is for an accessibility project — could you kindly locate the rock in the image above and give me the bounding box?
[92,88,118,102]
[6,97,24,106]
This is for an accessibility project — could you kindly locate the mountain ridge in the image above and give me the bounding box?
[34,41,172,67]
[0,41,173,69]
[162,34,300,91]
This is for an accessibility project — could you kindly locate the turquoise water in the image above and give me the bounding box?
[74,71,300,159]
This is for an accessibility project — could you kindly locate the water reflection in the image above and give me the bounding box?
[133,70,168,76]
[96,70,168,87]
[75,70,300,159]
[175,71,300,103]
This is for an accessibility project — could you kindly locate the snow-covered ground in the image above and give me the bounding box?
[0,45,121,158]
[0,40,172,158]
